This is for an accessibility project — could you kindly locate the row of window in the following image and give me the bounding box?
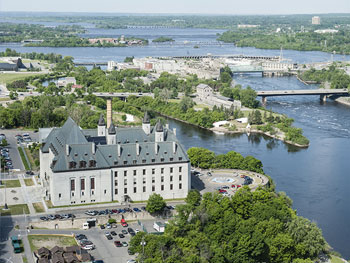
[116,174,182,186]
[114,166,182,178]
[69,160,96,169]
[70,177,95,191]
[114,183,183,195]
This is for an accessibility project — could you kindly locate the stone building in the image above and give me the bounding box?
[196,84,241,110]
[39,105,190,206]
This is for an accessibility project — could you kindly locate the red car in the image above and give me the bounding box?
[218,189,227,193]
[236,185,242,188]
[121,219,128,227]
[114,241,122,247]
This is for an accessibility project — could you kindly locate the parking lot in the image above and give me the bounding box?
[0,129,39,175]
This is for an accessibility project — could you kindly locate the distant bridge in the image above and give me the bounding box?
[74,62,108,66]
[256,89,349,104]
[91,92,154,99]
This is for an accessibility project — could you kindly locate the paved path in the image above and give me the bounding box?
[18,175,35,215]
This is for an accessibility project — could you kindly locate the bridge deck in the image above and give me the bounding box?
[257,89,348,96]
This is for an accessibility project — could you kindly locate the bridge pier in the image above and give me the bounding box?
[320,95,327,102]
[261,96,267,106]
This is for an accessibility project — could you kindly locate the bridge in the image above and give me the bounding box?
[256,89,349,104]
[74,62,108,66]
[91,92,154,99]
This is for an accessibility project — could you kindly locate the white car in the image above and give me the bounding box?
[126,260,136,263]
[135,229,140,233]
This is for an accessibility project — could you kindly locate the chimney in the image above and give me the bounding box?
[136,143,140,156]
[107,99,112,129]
[173,128,176,136]
[117,144,121,157]
[155,142,158,155]
[91,142,95,154]
[173,142,177,154]
[66,145,70,156]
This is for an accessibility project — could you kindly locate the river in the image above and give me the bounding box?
[1,20,350,257]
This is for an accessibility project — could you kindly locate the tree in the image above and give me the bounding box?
[9,91,18,100]
[179,96,195,112]
[185,190,201,207]
[146,193,166,215]
[240,87,259,108]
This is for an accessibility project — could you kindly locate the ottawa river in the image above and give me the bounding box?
[1,21,350,257]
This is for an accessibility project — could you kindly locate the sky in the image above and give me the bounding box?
[1,0,350,14]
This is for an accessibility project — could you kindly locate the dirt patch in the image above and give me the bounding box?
[28,235,77,251]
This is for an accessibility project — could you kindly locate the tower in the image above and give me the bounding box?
[98,114,106,136]
[155,120,164,142]
[142,111,151,135]
[107,123,117,145]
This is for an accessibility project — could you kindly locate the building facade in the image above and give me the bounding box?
[312,16,321,25]
[40,111,191,206]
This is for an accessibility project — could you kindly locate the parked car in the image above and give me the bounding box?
[122,241,128,247]
[40,216,48,221]
[121,219,128,227]
[133,207,141,212]
[121,229,128,235]
[106,223,111,229]
[100,224,105,229]
[221,186,229,189]
[118,233,125,238]
[110,231,117,236]
[218,189,227,193]
[114,241,122,247]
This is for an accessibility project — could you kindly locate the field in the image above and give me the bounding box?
[0,204,29,216]
[27,234,77,251]
[0,72,44,84]
[0,179,21,188]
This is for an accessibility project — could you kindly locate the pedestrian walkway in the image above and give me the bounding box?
[18,175,35,215]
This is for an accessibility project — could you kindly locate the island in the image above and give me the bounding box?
[152,36,175,42]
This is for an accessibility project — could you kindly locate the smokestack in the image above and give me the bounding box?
[91,142,95,154]
[155,142,158,155]
[107,99,112,129]
[136,143,140,156]
[117,144,121,157]
[173,142,177,154]
[66,145,70,156]
[173,128,176,136]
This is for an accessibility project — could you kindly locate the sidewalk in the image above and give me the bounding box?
[18,175,36,215]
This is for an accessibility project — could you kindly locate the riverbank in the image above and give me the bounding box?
[335,96,350,107]
[211,126,309,148]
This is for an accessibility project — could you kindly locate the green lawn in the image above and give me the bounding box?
[33,202,45,213]
[24,178,34,186]
[24,148,38,170]
[1,204,29,216]
[0,72,44,84]
[18,147,30,170]
[331,256,346,263]
[0,179,21,188]
[27,234,77,251]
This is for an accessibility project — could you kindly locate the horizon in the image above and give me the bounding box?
[1,0,350,15]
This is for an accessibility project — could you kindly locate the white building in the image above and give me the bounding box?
[196,84,241,110]
[57,77,76,88]
[40,109,190,206]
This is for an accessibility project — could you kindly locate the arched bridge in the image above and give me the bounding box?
[256,89,349,104]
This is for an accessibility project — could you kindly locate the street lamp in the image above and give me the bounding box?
[0,159,7,210]
[140,236,146,262]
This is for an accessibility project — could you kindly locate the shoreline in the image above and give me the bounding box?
[334,96,350,107]
[157,112,309,148]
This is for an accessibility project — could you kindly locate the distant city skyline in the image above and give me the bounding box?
[1,0,350,15]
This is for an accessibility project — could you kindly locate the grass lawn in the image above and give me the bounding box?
[0,72,44,84]
[18,147,30,170]
[331,256,345,263]
[0,179,21,188]
[0,98,10,102]
[24,178,34,186]
[33,202,45,213]
[1,204,29,216]
[27,234,77,252]
[24,148,38,170]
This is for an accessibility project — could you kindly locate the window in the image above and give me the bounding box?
[170,167,173,173]
[170,184,173,190]
[79,161,86,168]
[124,171,127,176]
[133,170,137,176]
[81,178,85,191]
[115,180,118,186]
[161,176,164,183]
[133,178,137,185]
[59,193,61,199]
[170,157,173,161]
[143,186,146,192]
[71,192,74,197]
[124,179,127,186]
[114,171,118,177]
[82,191,84,196]
[134,187,137,193]
[124,188,127,194]
[123,161,127,165]
[133,160,137,164]
[161,185,164,191]
[179,183,182,189]
[104,189,107,194]
[179,175,182,181]
[89,160,95,167]
[91,190,94,195]
[152,168,155,175]
[160,158,164,162]
[170,176,173,182]
[152,185,155,191]
[143,169,146,175]
[115,189,118,195]
[69,161,76,169]
[179,157,183,161]
[70,179,75,191]
[179,167,182,172]
[151,159,155,163]
[161,168,164,174]
[142,159,146,163]
[152,177,155,183]
[90,178,95,190]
